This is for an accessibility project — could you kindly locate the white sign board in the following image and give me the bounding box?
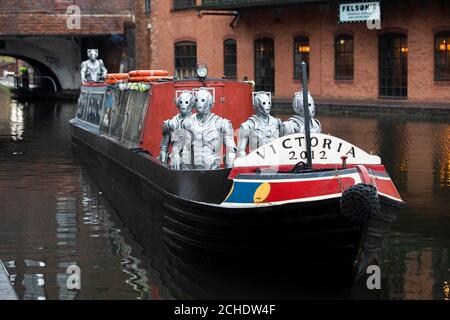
[233,133,381,168]
[339,2,380,23]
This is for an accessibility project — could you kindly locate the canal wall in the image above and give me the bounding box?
[273,99,450,119]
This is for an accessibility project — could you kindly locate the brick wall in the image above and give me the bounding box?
[0,0,134,35]
[148,0,450,103]
[134,0,152,68]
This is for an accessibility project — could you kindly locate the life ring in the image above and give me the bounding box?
[128,76,168,83]
[128,70,169,77]
[107,73,129,80]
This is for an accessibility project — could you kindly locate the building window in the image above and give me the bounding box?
[254,37,275,93]
[173,0,196,10]
[435,32,450,81]
[379,33,408,98]
[174,41,197,79]
[224,39,237,79]
[293,36,310,79]
[335,34,354,79]
[144,0,151,13]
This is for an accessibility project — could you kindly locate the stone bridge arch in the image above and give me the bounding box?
[0,37,81,91]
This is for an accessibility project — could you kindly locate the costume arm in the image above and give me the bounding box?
[313,119,322,133]
[283,121,295,136]
[237,121,251,158]
[159,120,171,163]
[99,59,108,80]
[222,119,237,168]
[80,61,87,83]
[180,121,193,168]
[170,124,186,170]
[277,118,284,137]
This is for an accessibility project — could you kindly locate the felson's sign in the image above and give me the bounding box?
[339,1,381,23]
[233,133,381,168]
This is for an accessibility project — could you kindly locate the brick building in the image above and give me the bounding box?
[139,0,450,104]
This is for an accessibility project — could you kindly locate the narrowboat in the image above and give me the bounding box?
[70,65,404,283]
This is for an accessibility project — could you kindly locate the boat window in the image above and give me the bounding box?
[109,90,130,139]
[86,93,104,125]
[76,91,88,120]
[122,91,149,145]
[100,88,119,134]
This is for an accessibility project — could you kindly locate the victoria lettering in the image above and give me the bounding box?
[260,136,356,161]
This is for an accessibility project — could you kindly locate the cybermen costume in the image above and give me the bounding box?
[159,90,195,170]
[283,91,322,135]
[181,88,237,170]
[80,49,108,83]
[237,91,283,157]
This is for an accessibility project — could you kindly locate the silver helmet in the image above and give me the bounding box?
[87,49,99,60]
[175,90,194,117]
[292,91,315,118]
[194,88,215,115]
[252,91,272,117]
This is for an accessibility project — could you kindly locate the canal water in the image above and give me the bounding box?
[0,91,448,300]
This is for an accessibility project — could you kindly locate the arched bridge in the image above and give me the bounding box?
[0,0,139,93]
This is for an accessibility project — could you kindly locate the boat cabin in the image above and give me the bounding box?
[73,76,254,160]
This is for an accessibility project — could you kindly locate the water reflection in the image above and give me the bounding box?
[0,92,448,300]
[0,93,152,300]
[10,100,24,142]
[79,177,150,299]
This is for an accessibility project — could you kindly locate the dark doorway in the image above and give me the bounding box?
[379,33,408,98]
[254,37,275,93]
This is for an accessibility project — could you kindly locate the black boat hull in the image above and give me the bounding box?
[70,123,398,283]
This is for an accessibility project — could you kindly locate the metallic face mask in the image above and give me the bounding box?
[87,49,99,60]
[292,91,315,118]
[195,89,214,115]
[175,91,194,117]
[253,92,272,117]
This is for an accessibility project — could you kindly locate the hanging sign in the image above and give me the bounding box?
[339,1,381,23]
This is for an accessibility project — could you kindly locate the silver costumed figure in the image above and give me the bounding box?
[181,88,237,170]
[159,90,195,169]
[283,91,322,135]
[237,91,282,157]
[80,49,108,83]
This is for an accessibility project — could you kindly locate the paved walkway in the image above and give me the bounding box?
[0,260,18,300]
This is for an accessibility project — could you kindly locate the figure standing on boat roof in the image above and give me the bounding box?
[80,49,108,83]
[237,91,283,157]
[181,88,237,170]
[159,90,195,170]
[283,91,322,135]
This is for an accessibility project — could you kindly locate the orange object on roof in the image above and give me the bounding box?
[128,76,170,82]
[107,73,129,80]
[128,70,169,77]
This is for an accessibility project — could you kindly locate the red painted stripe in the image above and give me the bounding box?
[373,177,403,201]
[264,177,355,203]
[229,164,387,179]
